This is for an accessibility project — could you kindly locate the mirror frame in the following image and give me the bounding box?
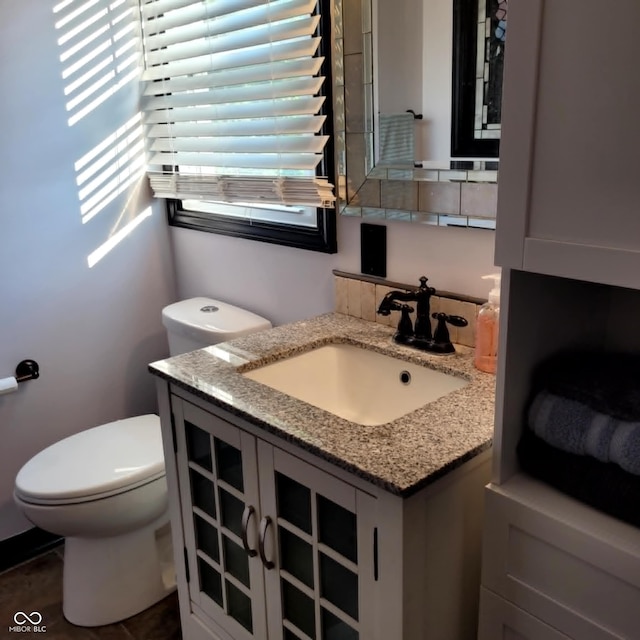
[333,0,499,229]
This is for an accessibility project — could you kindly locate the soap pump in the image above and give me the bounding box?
[474,273,501,374]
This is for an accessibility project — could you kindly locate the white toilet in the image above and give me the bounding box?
[14,297,271,627]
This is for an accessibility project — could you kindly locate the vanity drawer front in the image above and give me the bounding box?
[478,587,571,640]
[482,481,640,640]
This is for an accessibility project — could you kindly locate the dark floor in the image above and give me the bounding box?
[0,547,182,639]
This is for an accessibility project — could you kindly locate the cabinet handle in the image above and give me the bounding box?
[241,505,257,558]
[258,516,275,569]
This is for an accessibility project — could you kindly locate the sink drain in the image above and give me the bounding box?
[399,370,411,385]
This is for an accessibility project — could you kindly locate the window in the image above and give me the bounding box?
[139,0,337,252]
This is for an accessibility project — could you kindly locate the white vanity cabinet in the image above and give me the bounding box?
[170,395,377,640]
[479,1,640,637]
[494,0,640,290]
[156,383,491,640]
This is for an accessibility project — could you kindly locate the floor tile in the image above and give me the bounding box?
[121,592,181,640]
[0,550,180,640]
[0,551,63,614]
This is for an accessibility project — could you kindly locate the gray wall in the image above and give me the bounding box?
[171,217,496,327]
[0,0,177,540]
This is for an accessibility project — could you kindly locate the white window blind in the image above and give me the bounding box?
[139,0,335,209]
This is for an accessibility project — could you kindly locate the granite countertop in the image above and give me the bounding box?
[149,313,495,497]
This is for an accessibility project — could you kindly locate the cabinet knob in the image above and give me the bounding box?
[258,516,275,570]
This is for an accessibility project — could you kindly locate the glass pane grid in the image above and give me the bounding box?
[216,478,245,503]
[196,549,223,574]
[222,566,253,600]
[226,579,253,633]
[284,619,313,640]
[316,542,358,574]
[319,597,359,632]
[277,517,314,544]
[276,472,312,534]
[217,527,244,551]
[215,438,245,492]
[282,578,316,639]
[319,553,359,621]
[185,420,213,471]
[317,495,357,563]
[193,506,218,529]
[218,486,245,539]
[321,606,359,640]
[276,476,362,640]
[279,526,314,588]
[198,556,224,608]
[198,529,255,631]
[194,513,220,564]
[188,460,215,480]
[223,534,250,588]
[190,468,217,520]
[280,570,316,601]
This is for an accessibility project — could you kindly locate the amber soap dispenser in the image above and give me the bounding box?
[474,274,501,374]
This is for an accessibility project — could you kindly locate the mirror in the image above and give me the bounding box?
[333,0,505,229]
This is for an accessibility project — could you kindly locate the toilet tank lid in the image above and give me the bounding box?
[15,415,164,503]
[162,297,272,343]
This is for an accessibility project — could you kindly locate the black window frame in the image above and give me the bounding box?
[166,0,337,254]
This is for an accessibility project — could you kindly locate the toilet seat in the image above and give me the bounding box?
[15,414,165,506]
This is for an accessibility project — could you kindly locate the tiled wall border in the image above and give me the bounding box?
[333,270,486,348]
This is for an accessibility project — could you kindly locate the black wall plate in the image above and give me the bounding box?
[360,223,387,278]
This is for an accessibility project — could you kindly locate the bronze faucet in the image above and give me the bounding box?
[377,276,467,354]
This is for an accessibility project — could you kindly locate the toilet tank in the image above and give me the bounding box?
[161,297,272,356]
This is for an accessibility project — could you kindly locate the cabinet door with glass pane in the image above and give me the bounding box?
[257,441,378,640]
[173,399,268,640]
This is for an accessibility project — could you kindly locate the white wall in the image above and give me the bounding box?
[377,0,453,161]
[171,216,496,327]
[0,0,177,540]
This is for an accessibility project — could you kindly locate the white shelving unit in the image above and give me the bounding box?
[479,1,640,638]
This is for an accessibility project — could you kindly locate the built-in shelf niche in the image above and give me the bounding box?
[495,268,640,485]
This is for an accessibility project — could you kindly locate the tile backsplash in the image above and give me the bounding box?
[334,271,485,348]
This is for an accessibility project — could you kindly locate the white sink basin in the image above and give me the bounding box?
[242,343,468,426]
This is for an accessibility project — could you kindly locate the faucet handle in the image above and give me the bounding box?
[442,314,468,328]
[431,312,468,348]
[395,304,415,343]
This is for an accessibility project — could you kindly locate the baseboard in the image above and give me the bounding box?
[0,527,63,573]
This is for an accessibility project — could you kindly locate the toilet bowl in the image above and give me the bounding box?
[15,415,172,626]
[14,298,271,627]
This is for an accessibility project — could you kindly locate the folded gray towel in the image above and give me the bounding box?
[528,390,640,474]
[534,351,640,421]
[610,422,640,475]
